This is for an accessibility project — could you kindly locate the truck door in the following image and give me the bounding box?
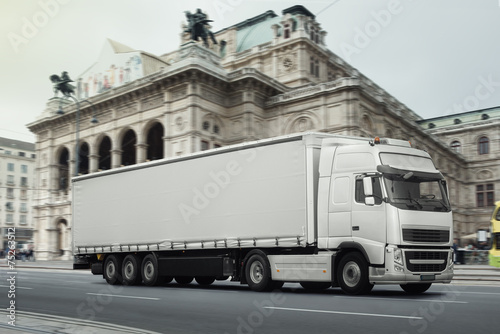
[328,174,353,244]
[351,175,386,265]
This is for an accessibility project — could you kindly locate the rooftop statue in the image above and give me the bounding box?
[50,71,75,97]
[185,8,218,48]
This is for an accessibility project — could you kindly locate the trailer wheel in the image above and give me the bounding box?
[300,282,331,290]
[104,255,123,285]
[175,276,194,285]
[195,276,216,286]
[245,254,273,292]
[400,283,432,294]
[122,254,142,286]
[142,254,161,286]
[337,252,373,295]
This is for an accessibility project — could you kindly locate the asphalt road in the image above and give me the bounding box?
[0,268,497,334]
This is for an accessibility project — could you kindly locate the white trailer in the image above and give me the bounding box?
[73,133,454,294]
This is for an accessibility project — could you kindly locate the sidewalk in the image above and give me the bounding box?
[0,310,161,334]
[1,260,161,333]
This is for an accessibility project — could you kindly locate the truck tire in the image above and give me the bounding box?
[104,255,123,285]
[195,276,216,285]
[300,282,331,290]
[175,276,194,285]
[141,254,161,286]
[245,253,274,292]
[122,254,142,286]
[400,283,432,294]
[337,252,373,295]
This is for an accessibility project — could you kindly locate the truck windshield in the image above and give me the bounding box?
[382,172,451,212]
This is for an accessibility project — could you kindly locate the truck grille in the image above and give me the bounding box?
[405,251,448,272]
[403,229,449,243]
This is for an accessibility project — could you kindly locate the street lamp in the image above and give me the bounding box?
[50,72,98,177]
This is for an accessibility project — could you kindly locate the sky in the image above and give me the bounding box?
[1,0,500,143]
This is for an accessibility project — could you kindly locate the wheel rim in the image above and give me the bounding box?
[124,261,133,280]
[342,261,361,288]
[106,261,115,278]
[144,261,154,281]
[249,261,264,284]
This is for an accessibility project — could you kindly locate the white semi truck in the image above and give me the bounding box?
[73,133,454,294]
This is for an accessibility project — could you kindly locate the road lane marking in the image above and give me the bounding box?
[263,306,423,320]
[359,297,468,304]
[446,291,500,296]
[0,285,33,290]
[86,293,160,300]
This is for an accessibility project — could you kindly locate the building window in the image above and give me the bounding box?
[7,188,14,199]
[20,203,28,213]
[476,184,494,207]
[20,189,27,200]
[310,57,319,78]
[7,175,14,185]
[19,152,25,157]
[202,121,210,131]
[478,136,489,155]
[451,141,461,153]
[20,177,28,187]
[6,214,13,224]
[284,24,290,39]
[31,154,36,159]
[7,163,14,172]
[201,140,209,151]
[214,125,220,134]
[20,215,27,225]
[21,165,28,173]
[6,202,14,211]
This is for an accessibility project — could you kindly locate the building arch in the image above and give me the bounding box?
[55,218,70,259]
[55,146,70,191]
[119,128,137,166]
[144,121,165,161]
[285,112,318,134]
[96,134,113,171]
[77,141,90,175]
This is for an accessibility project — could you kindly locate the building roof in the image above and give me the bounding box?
[417,106,500,129]
[0,137,35,151]
[235,11,280,52]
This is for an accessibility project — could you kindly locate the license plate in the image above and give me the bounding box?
[420,274,435,281]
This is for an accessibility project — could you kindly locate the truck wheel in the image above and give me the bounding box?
[195,276,216,285]
[300,282,331,290]
[104,255,123,285]
[142,254,161,286]
[122,254,142,286]
[175,276,194,285]
[400,283,432,294]
[337,252,373,295]
[245,254,273,292]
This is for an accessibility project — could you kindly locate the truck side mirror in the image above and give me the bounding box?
[365,197,375,206]
[363,177,373,196]
[363,177,375,206]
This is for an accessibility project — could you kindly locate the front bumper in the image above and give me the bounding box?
[369,246,453,284]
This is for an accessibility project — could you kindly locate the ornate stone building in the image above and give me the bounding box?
[28,5,472,259]
[418,107,500,243]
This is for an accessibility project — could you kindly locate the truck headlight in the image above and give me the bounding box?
[394,248,403,266]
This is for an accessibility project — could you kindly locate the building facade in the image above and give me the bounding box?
[28,5,476,259]
[418,107,500,243]
[0,137,36,251]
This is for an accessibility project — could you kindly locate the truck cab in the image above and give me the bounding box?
[317,137,453,294]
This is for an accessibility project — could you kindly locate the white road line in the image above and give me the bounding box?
[446,291,500,296]
[86,293,160,300]
[263,306,423,320]
[360,297,468,304]
[0,285,33,290]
